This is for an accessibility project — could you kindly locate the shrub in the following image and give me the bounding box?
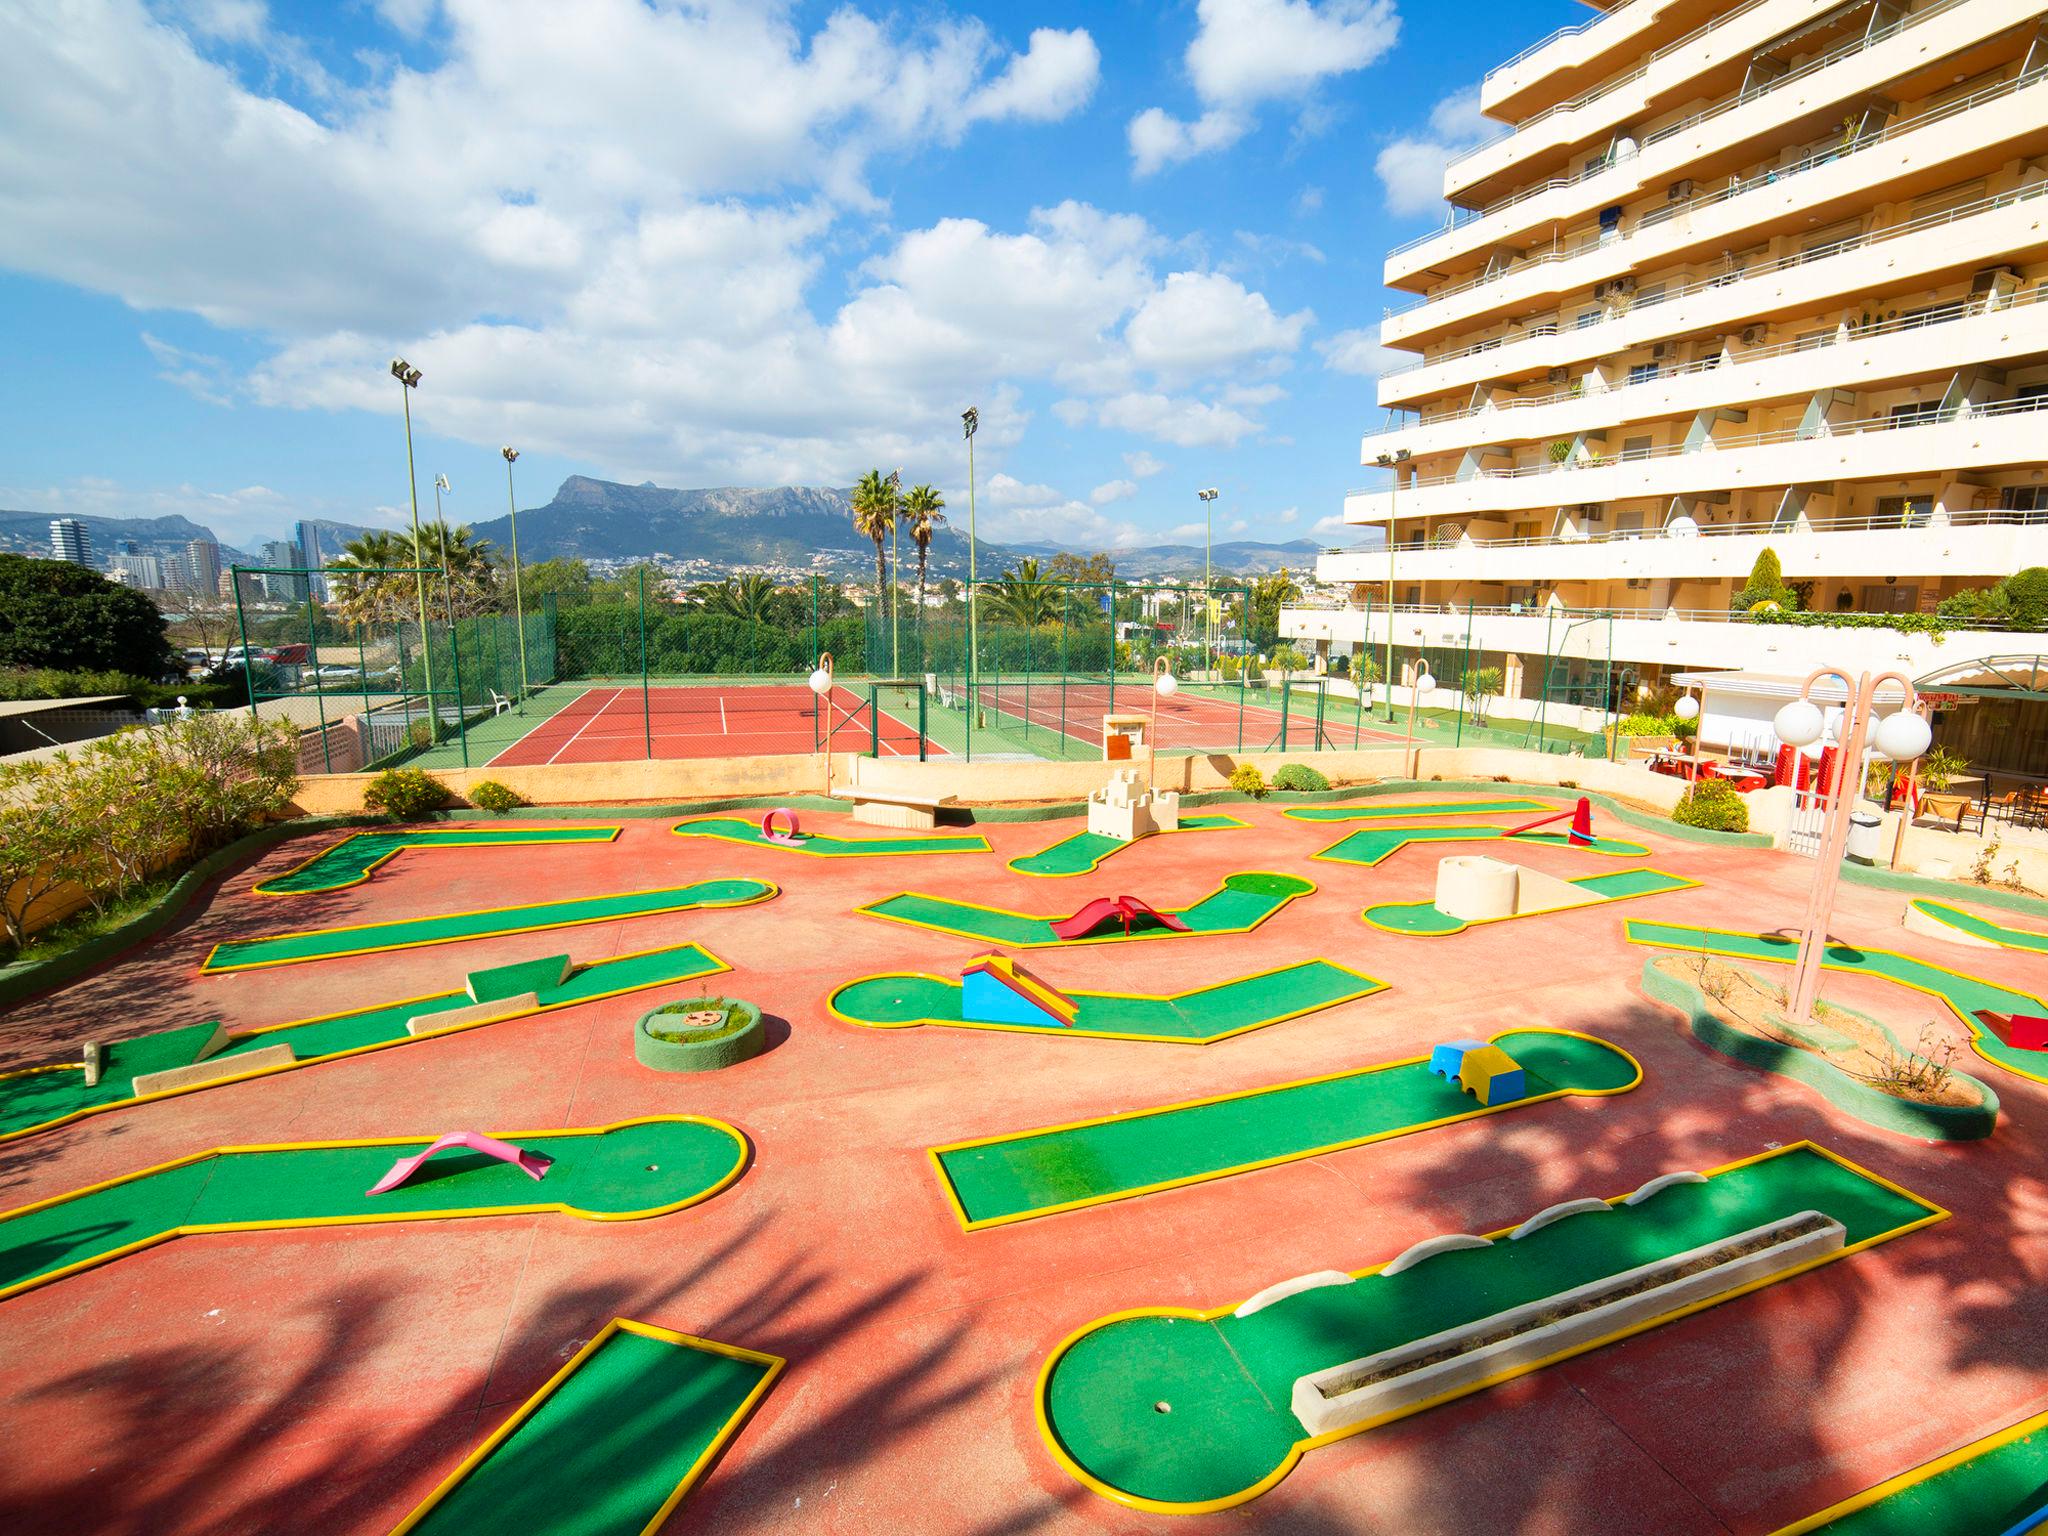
[1672,777,1749,832]
[363,768,451,821]
[1616,712,1677,736]
[1271,763,1329,793]
[1920,745,1969,793]
[1732,547,1798,613]
[466,779,526,813]
[1270,645,1309,672]
[1228,764,1269,798]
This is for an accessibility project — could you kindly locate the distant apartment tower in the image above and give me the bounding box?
[185,539,222,594]
[293,520,328,600]
[49,518,92,566]
[108,552,167,589]
[1291,0,2048,725]
[262,540,309,603]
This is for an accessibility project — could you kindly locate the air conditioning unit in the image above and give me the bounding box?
[1625,577,1650,589]
[1548,366,1569,382]
[1652,343,1670,360]
[1667,179,1695,201]
[1741,325,1767,345]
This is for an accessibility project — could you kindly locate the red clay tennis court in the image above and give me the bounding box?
[486,682,938,766]
[970,679,1414,754]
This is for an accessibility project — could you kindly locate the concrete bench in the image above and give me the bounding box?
[851,788,954,830]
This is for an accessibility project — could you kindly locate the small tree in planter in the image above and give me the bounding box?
[1461,665,1503,728]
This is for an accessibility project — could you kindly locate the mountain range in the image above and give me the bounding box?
[4,476,1353,581]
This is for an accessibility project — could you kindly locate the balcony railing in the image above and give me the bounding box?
[1386,69,2045,321]
[1393,0,1976,260]
[1381,175,2048,381]
[1283,598,2020,630]
[1321,508,2048,544]
[1483,0,1641,89]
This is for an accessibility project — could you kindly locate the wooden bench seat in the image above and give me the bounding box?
[851,788,955,830]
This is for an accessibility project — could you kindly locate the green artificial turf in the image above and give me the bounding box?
[202,879,773,971]
[402,1325,774,1536]
[467,954,573,1002]
[1627,920,2048,1082]
[937,1029,1636,1227]
[857,871,1313,948]
[0,943,728,1142]
[1314,824,1648,867]
[831,958,1382,1043]
[1006,815,1249,877]
[254,827,623,895]
[1283,798,1553,823]
[1365,868,1693,935]
[671,815,990,856]
[1793,1416,2048,1534]
[1909,899,2048,955]
[0,1118,746,1300]
[1042,1144,1938,1510]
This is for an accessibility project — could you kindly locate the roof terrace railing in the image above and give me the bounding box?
[1281,597,2021,630]
[1322,505,2048,543]
[1482,0,1640,89]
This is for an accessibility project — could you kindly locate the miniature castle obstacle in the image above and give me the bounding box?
[1087,766,1181,843]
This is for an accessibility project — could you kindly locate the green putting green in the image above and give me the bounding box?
[1771,1407,2048,1534]
[1364,867,1695,935]
[0,943,728,1144]
[201,878,775,971]
[1909,898,2048,955]
[1282,797,1553,823]
[0,1117,748,1303]
[1314,823,1648,867]
[671,815,990,857]
[1038,1143,1942,1513]
[829,958,1382,1044]
[1007,815,1249,877]
[395,1320,780,1536]
[1627,920,2048,1085]
[253,826,623,896]
[935,1028,1638,1228]
[857,871,1313,948]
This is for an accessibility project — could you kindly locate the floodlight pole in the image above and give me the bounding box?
[888,468,902,678]
[1197,488,1219,672]
[1149,656,1175,789]
[810,652,836,801]
[392,360,437,733]
[502,447,530,704]
[963,409,980,693]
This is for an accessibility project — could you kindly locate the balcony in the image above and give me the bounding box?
[1384,68,2048,349]
[1388,0,2030,287]
[1480,0,1720,124]
[1349,395,2048,522]
[1367,275,2048,464]
[1280,600,2048,679]
[1378,178,2048,407]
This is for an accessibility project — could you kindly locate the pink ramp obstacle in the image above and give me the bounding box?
[366,1131,554,1197]
[1504,796,1595,846]
[1050,894,1193,940]
[760,808,804,845]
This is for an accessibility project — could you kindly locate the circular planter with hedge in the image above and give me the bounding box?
[633,997,765,1073]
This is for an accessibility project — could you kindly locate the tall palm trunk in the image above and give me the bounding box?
[914,538,930,670]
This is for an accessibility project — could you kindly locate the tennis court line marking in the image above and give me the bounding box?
[545,686,625,765]
[720,696,728,734]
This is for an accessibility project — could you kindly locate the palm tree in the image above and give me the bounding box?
[329,530,418,630]
[900,484,947,654]
[851,469,898,608]
[330,525,500,630]
[987,558,1060,627]
[698,574,777,623]
[421,521,501,620]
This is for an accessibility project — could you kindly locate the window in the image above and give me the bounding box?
[1621,436,1654,461]
[1876,495,1933,526]
[1999,485,2048,511]
[1794,329,1832,351]
[1577,309,1600,329]
[1860,583,1921,613]
[1628,362,1659,385]
[1888,401,1940,427]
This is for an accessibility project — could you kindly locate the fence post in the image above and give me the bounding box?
[917,680,927,762]
[1106,579,1117,715]
[231,571,259,716]
[1455,601,1472,747]
[305,586,331,773]
[448,614,471,769]
[638,567,653,760]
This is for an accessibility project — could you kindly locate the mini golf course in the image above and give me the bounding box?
[0,942,730,1144]
[1627,920,2048,1085]
[253,826,623,896]
[392,1318,783,1536]
[670,815,990,857]
[1312,823,1648,867]
[855,871,1314,948]
[1907,898,2048,955]
[1035,1142,1944,1514]
[828,959,1383,1044]
[1769,1404,2048,1535]
[201,878,777,971]
[1282,798,1555,823]
[933,1029,1640,1229]
[1363,867,1696,935]
[0,1117,749,1304]
[1005,815,1248,877]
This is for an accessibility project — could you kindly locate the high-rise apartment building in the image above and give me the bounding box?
[293,520,328,601]
[1291,0,2048,735]
[262,539,310,602]
[185,539,222,594]
[49,518,92,566]
[108,552,167,589]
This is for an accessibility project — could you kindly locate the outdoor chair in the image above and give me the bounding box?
[488,689,512,716]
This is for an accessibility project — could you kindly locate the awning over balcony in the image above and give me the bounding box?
[1673,669,1910,704]
[1912,653,2048,704]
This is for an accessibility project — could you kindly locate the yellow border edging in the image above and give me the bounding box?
[671,815,990,857]
[854,870,1316,949]
[933,1026,1642,1231]
[1032,1140,1947,1516]
[1360,867,1700,937]
[1308,825,1649,867]
[252,826,625,896]
[1006,815,1252,878]
[0,1114,751,1304]
[1906,897,2048,954]
[387,1315,786,1536]
[1764,1400,2048,1535]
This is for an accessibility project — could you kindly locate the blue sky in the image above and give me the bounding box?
[0,0,1579,553]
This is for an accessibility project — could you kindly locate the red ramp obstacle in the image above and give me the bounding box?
[1050,895,1194,941]
[1504,796,1596,847]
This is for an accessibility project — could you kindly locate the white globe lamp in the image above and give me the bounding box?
[1773,698,1825,748]
[1155,671,1179,698]
[807,666,831,696]
[1873,710,1932,764]
[1415,668,1435,693]
[1674,695,1699,721]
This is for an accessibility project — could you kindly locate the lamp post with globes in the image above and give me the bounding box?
[1674,691,1701,779]
[1771,667,1930,1026]
[389,358,437,732]
[1149,657,1178,789]
[1406,657,1435,777]
[809,653,837,800]
[501,447,531,705]
[1196,488,1219,670]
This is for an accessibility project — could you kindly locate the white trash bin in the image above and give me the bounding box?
[1845,811,1883,865]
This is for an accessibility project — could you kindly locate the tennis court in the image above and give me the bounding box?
[483,681,937,767]
[961,677,1414,758]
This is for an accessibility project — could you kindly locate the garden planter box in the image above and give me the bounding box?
[633,998,765,1073]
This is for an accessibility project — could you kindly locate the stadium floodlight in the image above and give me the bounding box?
[962,408,980,686]
[501,448,529,703]
[388,357,435,729]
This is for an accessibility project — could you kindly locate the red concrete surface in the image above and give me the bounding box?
[487,683,935,766]
[1,798,2046,1535]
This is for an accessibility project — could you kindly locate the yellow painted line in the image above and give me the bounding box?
[930,1027,1641,1231]
[1359,867,1701,937]
[387,1316,786,1536]
[1765,1401,2048,1535]
[1033,1140,1948,1516]
[855,871,1316,949]
[252,826,624,896]
[670,815,991,857]
[1006,814,1252,877]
